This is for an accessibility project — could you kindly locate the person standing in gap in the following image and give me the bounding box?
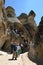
[12,41,17,60]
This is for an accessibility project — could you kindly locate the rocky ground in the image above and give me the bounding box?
[0,51,37,65]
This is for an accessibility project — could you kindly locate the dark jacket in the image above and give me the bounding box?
[12,44,17,51]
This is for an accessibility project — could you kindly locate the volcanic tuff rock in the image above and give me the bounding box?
[0,1,30,52]
[18,12,37,40]
[34,16,43,61]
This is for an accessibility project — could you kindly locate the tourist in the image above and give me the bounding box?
[20,42,24,53]
[12,41,17,60]
[16,43,21,56]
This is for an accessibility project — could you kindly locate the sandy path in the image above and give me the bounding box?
[0,51,37,65]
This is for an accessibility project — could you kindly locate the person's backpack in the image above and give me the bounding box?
[13,45,17,51]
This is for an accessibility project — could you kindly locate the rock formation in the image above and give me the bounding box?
[18,13,27,24]
[0,1,30,52]
[0,0,7,49]
[34,16,43,61]
[28,16,43,64]
[18,10,37,41]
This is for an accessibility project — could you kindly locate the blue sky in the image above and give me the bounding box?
[5,0,43,25]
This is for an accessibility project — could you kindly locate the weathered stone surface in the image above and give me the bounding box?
[18,13,27,24]
[34,16,43,62]
[0,3,30,52]
[18,11,37,41]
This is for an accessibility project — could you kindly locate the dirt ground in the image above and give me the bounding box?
[0,51,37,65]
